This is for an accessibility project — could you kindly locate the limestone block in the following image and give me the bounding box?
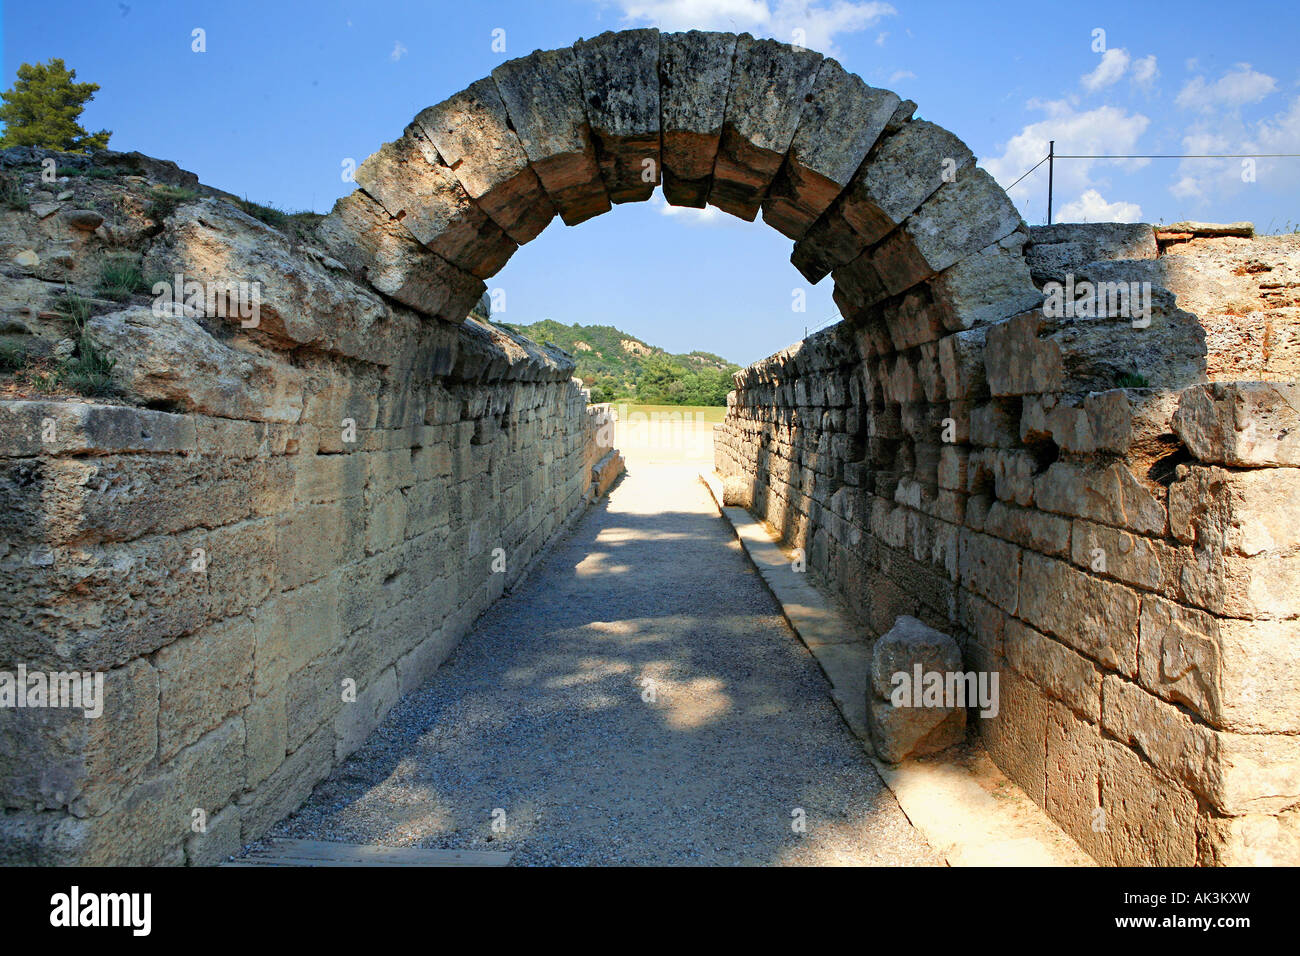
[274,499,364,592]
[929,231,1042,331]
[1019,552,1140,676]
[185,802,242,866]
[1083,388,1180,457]
[878,169,1022,295]
[1208,808,1300,866]
[37,716,247,866]
[1169,464,1300,557]
[0,400,197,457]
[1098,738,1197,866]
[492,47,610,225]
[237,724,333,844]
[1069,519,1163,592]
[1045,701,1105,861]
[204,517,277,622]
[976,663,1048,807]
[984,501,1070,557]
[1025,222,1158,284]
[85,308,304,424]
[354,126,516,277]
[761,60,897,239]
[1005,619,1102,720]
[414,77,557,243]
[155,615,255,761]
[957,527,1020,614]
[984,311,1064,396]
[335,666,400,761]
[0,530,210,672]
[792,120,975,283]
[318,190,485,322]
[1172,382,1300,467]
[150,199,419,365]
[0,657,157,817]
[243,688,287,790]
[708,36,823,221]
[574,29,661,204]
[867,615,966,762]
[1043,261,1209,392]
[1033,460,1167,536]
[659,30,737,207]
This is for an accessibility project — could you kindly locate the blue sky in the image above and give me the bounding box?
[3,0,1297,364]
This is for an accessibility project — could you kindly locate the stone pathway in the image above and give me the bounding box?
[256,462,943,866]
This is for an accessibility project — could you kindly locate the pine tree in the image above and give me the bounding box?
[0,58,111,152]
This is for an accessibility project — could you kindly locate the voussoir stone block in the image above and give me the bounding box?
[492,47,611,225]
[415,77,557,244]
[867,615,966,763]
[318,190,485,322]
[708,35,823,221]
[354,125,516,278]
[575,29,661,204]
[877,168,1022,295]
[792,120,975,283]
[761,60,898,240]
[659,30,738,207]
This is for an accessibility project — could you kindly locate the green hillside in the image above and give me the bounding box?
[499,319,741,406]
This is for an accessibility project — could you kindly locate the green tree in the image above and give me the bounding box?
[0,59,111,152]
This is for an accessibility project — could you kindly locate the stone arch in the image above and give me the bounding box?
[316,29,1041,356]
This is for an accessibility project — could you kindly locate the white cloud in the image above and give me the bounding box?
[655,192,728,225]
[1056,188,1143,223]
[389,41,407,62]
[614,0,896,53]
[875,31,888,46]
[1081,48,1130,92]
[888,69,915,84]
[985,101,1149,221]
[1176,63,1277,111]
[1170,94,1300,203]
[1132,54,1159,90]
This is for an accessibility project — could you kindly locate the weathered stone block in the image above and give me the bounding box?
[1172,384,1300,468]
[492,47,610,225]
[415,77,557,243]
[354,126,517,277]
[155,615,255,761]
[761,60,897,239]
[574,29,661,204]
[658,30,737,207]
[1098,738,1198,866]
[709,36,823,221]
[318,190,485,322]
[1005,619,1102,720]
[1019,552,1140,676]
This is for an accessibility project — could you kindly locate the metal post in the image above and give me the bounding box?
[1047,140,1055,225]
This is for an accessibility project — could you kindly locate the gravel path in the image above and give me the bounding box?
[263,463,943,866]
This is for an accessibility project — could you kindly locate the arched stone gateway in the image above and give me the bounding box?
[2,31,1296,868]
[317,30,1040,352]
[311,33,1300,867]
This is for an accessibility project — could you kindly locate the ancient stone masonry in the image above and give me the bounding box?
[2,29,1297,866]
[0,186,622,864]
[716,224,1300,866]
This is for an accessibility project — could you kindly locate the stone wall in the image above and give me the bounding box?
[0,198,622,865]
[716,225,1300,866]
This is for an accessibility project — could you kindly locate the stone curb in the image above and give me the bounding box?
[698,469,1095,867]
